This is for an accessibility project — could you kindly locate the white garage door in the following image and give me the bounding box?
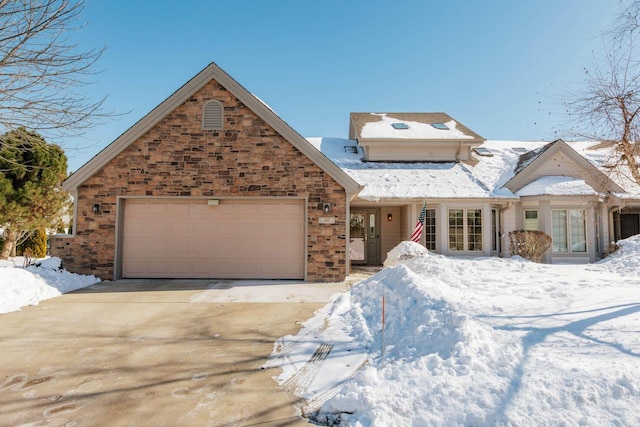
[121,199,305,279]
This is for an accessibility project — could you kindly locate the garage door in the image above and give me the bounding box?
[121,199,305,279]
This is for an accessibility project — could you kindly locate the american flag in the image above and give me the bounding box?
[409,202,427,243]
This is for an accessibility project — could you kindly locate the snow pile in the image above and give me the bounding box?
[318,266,523,426]
[382,240,428,267]
[0,257,100,314]
[267,240,640,426]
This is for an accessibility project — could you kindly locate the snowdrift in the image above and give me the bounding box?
[266,237,640,426]
[0,257,100,314]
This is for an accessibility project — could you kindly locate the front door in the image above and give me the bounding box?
[350,209,381,265]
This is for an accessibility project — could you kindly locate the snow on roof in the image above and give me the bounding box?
[569,141,640,199]
[307,137,640,201]
[307,138,550,200]
[307,137,504,201]
[360,114,475,140]
[515,176,599,197]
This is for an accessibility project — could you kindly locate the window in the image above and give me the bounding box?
[524,210,538,231]
[473,147,494,157]
[449,209,464,251]
[425,209,436,251]
[391,123,409,129]
[431,123,449,130]
[467,209,483,251]
[202,100,223,130]
[448,208,483,251]
[552,209,587,253]
[492,209,500,252]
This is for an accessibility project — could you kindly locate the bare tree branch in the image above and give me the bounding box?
[561,0,640,187]
[0,0,110,142]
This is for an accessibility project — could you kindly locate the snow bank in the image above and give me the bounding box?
[0,257,100,314]
[268,240,640,426]
[596,234,640,274]
[382,240,428,267]
[318,266,523,426]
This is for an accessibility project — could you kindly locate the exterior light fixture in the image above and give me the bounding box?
[387,213,393,222]
[92,203,100,214]
[323,203,331,214]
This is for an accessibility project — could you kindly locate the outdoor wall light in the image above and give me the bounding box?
[387,213,393,222]
[92,203,100,214]
[323,203,331,214]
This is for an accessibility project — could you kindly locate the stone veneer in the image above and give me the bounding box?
[51,79,347,282]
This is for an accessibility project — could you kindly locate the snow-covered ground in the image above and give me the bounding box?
[0,257,100,314]
[265,237,640,426]
[3,240,640,425]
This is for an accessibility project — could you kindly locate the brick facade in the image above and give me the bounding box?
[51,79,348,282]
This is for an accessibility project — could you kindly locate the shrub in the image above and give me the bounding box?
[17,228,47,258]
[508,230,552,263]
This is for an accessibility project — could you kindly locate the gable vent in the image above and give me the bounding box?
[202,100,223,130]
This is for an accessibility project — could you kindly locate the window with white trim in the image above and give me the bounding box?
[524,210,538,231]
[552,209,587,253]
[202,100,223,130]
[448,208,483,251]
[424,209,436,251]
[492,209,500,252]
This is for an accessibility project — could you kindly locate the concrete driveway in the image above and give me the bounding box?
[0,278,355,426]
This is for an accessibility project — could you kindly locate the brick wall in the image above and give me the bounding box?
[51,79,347,282]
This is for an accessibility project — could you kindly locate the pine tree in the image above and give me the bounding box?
[0,128,69,258]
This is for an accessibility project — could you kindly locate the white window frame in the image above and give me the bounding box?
[524,210,539,231]
[448,208,483,252]
[552,209,587,254]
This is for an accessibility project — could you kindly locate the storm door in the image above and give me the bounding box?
[350,208,381,265]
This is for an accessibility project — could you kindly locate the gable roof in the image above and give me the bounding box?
[349,112,485,142]
[63,62,361,194]
[504,139,624,194]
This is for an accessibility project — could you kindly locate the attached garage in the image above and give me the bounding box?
[120,198,306,279]
[51,63,360,282]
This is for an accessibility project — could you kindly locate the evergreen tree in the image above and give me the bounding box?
[0,128,68,258]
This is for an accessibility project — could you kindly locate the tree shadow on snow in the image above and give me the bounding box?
[480,302,640,422]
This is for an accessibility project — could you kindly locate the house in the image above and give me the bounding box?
[309,113,640,266]
[51,63,361,282]
[52,64,640,281]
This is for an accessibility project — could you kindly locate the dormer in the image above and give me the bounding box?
[349,112,485,162]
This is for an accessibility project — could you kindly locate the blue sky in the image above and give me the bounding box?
[65,0,619,171]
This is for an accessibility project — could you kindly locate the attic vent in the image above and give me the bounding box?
[344,146,358,154]
[202,100,223,130]
[473,147,494,157]
[391,123,409,129]
[431,123,449,130]
[512,147,528,153]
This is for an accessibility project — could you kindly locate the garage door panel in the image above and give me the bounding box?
[122,199,305,279]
